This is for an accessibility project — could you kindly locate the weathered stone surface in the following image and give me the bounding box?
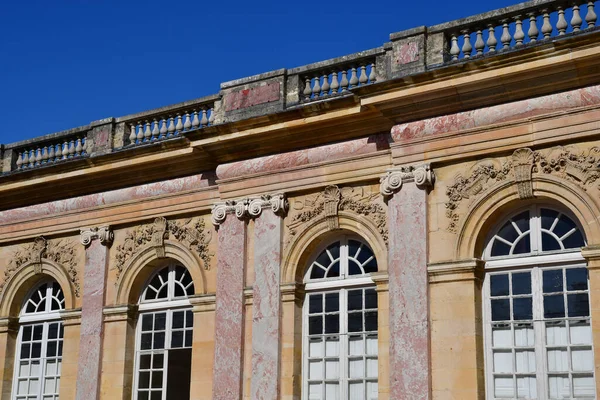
[224,82,280,112]
[396,42,420,65]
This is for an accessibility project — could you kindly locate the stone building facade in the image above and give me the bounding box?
[0,1,600,399]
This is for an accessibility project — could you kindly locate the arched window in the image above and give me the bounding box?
[483,205,595,399]
[303,236,378,400]
[134,265,195,400]
[12,281,65,400]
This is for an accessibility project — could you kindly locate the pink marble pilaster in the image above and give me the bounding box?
[213,216,246,400]
[75,227,112,400]
[386,178,431,399]
[250,209,282,400]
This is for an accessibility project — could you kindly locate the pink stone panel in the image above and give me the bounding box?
[213,217,246,400]
[391,84,600,141]
[388,184,430,399]
[76,239,108,400]
[216,133,390,180]
[396,42,420,65]
[0,173,212,225]
[224,82,280,112]
[250,210,282,400]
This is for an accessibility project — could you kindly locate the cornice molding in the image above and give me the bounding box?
[380,164,435,198]
[211,193,288,226]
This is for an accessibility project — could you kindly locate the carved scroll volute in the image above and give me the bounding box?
[323,185,341,230]
[152,217,168,258]
[512,148,535,199]
[30,237,47,275]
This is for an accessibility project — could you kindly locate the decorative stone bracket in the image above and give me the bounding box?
[211,193,288,226]
[80,226,113,246]
[380,164,435,198]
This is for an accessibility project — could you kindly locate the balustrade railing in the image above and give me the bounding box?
[297,51,381,102]
[434,0,597,62]
[122,101,216,146]
[14,136,87,171]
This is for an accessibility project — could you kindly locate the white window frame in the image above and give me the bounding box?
[132,265,194,400]
[483,205,596,399]
[12,281,64,400]
[302,235,379,400]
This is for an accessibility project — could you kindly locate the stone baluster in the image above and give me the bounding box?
[542,10,553,38]
[29,150,35,167]
[369,63,376,83]
[191,111,200,129]
[41,146,48,164]
[572,4,583,32]
[514,16,525,45]
[312,76,321,98]
[136,122,144,143]
[474,29,485,56]
[321,73,330,96]
[303,77,312,100]
[500,20,512,49]
[22,150,29,168]
[586,1,597,28]
[175,114,183,133]
[143,121,151,142]
[358,65,368,85]
[208,107,215,125]
[68,140,76,158]
[528,13,539,43]
[201,108,209,126]
[34,148,41,166]
[167,116,176,137]
[556,6,568,35]
[331,71,340,93]
[75,139,82,156]
[340,70,349,91]
[62,141,69,160]
[462,30,473,58]
[159,118,168,138]
[183,112,192,131]
[380,165,435,399]
[129,124,136,144]
[487,24,497,53]
[16,152,23,169]
[349,67,359,88]
[82,138,87,154]
[151,119,159,140]
[76,226,113,400]
[449,33,460,60]
[48,145,55,163]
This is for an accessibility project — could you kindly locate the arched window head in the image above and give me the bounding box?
[141,265,194,303]
[485,206,586,259]
[21,281,65,315]
[305,238,378,282]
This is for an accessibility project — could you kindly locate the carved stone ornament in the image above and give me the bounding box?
[1,237,81,297]
[114,217,213,281]
[287,185,388,245]
[380,164,435,198]
[212,193,288,226]
[444,145,600,233]
[80,226,113,246]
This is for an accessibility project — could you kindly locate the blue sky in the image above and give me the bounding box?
[0,0,517,143]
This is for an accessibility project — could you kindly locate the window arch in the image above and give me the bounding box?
[303,236,378,400]
[482,205,595,399]
[12,280,65,400]
[134,264,194,400]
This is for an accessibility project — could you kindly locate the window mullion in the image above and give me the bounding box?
[38,322,49,400]
[340,288,347,400]
[532,267,547,398]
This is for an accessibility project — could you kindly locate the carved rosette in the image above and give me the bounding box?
[212,193,288,226]
[380,164,435,199]
[286,185,388,246]
[80,226,113,247]
[114,216,213,281]
[1,237,81,297]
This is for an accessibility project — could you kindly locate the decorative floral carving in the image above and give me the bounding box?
[287,185,388,245]
[1,237,81,297]
[445,159,512,233]
[537,146,600,189]
[114,217,213,281]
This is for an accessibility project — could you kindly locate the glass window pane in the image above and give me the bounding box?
[542,232,562,251]
[548,375,570,399]
[186,310,193,328]
[573,375,596,397]
[515,350,536,373]
[309,294,323,314]
[325,360,339,379]
[554,215,576,238]
[46,342,57,357]
[348,313,363,332]
[512,272,531,295]
[492,326,512,347]
[347,290,363,311]
[153,332,165,350]
[513,211,530,233]
[490,275,509,297]
[562,229,585,249]
[516,376,537,399]
[325,293,339,312]
[141,315,153,332]
[348,358,365,378]
[570,320,592,344]
[48,324,58,340]
[364,312,377,332]
[349,382,364,400]
[153,353,164,369]
[33,326,42,341]
[309,316,322,335]
[493,351,513,373]
[348,336,363,356]
[491,240,511,257]
[547,349,569,372]
[497,221,519,243]
[140,355,151,370]
[348,260,363,276]
[567,293,590,317]
[514,324,534,347]
[22,326,32,341]
[172,312,184,329]
[494,377,514,398]
[325,338,339,357]
[309,338,323,357]
[543,270,564,293]
[544,295,565,318]
[566,268,588,291]
[513,298,532,320]
[31,343,41,359]
[326,261,340,278]
[324,314,339,334]
[541,208,559,230]
[172,331,184,348]
[139,371,150,389]
[154,313,166,330]
[325,383,339,400]
[571,348,594,371]
[310,265,325,280]
[546,322,568,346]
[151,371,163,388]
[512,235,531,255]
[491,299,510,321]
[309,360,323,379]
[364,289,377,309]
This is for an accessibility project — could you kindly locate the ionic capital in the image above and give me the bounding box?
[211,193,288,226]
[380,164,435,198]
[80,225,113,246]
